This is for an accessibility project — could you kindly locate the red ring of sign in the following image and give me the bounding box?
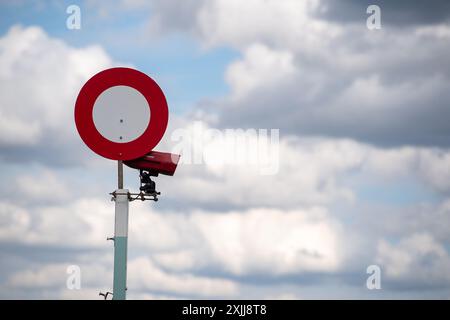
[75,67,168,161]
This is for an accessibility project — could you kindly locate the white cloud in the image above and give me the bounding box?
[14,170,70,202]
[377,233,450,286]
[0,196,343,277]
[0,198,113,247]
[417,150,450,192]
[94,1,450,148]
[132,206,345,277]
[416,23,450,39]
[155,0,450,147]
[0,25,114,165]
[17,195,344,284]
[6,254,236,299]
[1,123,450,298]
[188,207,343,275]
[7,261,110,292]
[197,0,330,49]
[7,265,63,288]
[59,288,107,300]
[168,123,363,208]
[0,110,41,146]
[225,44,295,100]
[364,146,450,193]
[167,122,450,209]
[0,202,30,240]
[128,257,238,297]
[151,250,197,272]
[265,292,301,300]
[1,4,450,299]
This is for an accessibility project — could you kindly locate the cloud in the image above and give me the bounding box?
[146,0,206,35]
[225,44,295,100]
[0,110,41,146]
[128,257,238,297]
[356,198,450,246]
[0,195,343,278]
[377,233,450,288]
[0,25,114,166]
[196,0,329,49]
[186,207,343,276]
[0,198,113,248]
[317,0,450,26]
[0,202,30,240]
[14,170,70,203]
[5,254,237,298]
[214,26,450,147]
[2,116,450,296]
[141,0,450,147]
[364,146,450,194]
[2,3,450,299]
[7,262,109,289]
[165,122,450,211]
[136,207,345,277]
[166,121,364,209]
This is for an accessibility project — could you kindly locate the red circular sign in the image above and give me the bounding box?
[75,67,168,160]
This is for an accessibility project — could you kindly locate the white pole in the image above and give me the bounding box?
[112,161,129,300]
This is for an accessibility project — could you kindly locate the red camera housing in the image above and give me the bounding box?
[124,151,180,176]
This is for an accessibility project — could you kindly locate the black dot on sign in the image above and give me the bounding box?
[120,119,123,123]
[119,136,123,140]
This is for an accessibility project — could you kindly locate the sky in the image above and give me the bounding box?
[0,0,450,299]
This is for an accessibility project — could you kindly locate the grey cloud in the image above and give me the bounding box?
[143,0,450,35]
[2,6,450,299]
[0,25,113,167]
[215,76,450,148]
[140,0,450,148]
[317,0,450,26]
[210,27,450,148]
[148,0,206,34]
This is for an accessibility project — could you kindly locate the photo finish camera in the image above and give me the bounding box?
[124,151,180,199]
[124,151,180,176]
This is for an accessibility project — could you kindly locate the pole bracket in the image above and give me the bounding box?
[110,190,160,202]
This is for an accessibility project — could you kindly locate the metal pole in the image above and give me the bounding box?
[113,160,128,300]
[118,160,123,189]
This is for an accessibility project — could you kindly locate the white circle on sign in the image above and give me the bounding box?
[93,85,151,143]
